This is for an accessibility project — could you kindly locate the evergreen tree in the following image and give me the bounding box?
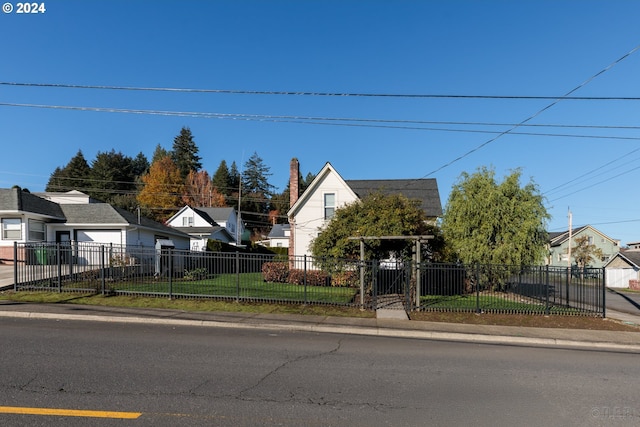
[151,144,170,164]
[171,126,202,179]
[211,160,231,196]
[241,152,275,228]
[131,152,150,177]
[45,150,91,192]
[89,150,137,205]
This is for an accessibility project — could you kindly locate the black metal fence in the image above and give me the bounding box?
[11,242,605,316]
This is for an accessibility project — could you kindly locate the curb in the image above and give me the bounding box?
[2,310,640,353]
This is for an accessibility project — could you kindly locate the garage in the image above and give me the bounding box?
[604,251,640,289]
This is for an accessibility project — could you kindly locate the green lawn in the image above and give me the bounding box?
[101,272,358,304]
[420,294,583,314]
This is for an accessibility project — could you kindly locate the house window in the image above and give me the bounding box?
[324,193,335,220]
[183,217,194,227]
[2,218,22,240]
[28,220,46,241]
[588,236,594,245]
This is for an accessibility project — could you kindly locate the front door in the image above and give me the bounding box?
[56,231,71,263]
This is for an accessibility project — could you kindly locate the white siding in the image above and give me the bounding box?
[606,268,639,288]
[76,230,124,246]
[293,169,358,258]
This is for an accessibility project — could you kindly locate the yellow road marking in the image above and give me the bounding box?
[0,406,142,419]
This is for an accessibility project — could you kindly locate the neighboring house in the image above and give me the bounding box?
[604,250,640,289]
[267,223,290,248]
[166,206,243,250]
[286,160,442,259]
[0,187,190,263]
[627,241,640,250]
[547,225,620,268]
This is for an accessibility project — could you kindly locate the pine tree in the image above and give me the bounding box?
[211,160,231,196]
[171,127,202,179]
[45,150,91,192]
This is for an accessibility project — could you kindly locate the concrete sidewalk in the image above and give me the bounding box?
[1,301,639,353]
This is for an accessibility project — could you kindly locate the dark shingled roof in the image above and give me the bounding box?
[0,188,65,219]
[618,250,640,268]
[344,179,442,218]
[60,204,190,237]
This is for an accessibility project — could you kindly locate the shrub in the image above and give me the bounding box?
[331,271,359,287]
[289,269,330,287]
[262,262,289,283]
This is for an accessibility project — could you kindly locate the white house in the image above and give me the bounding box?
[286,160,442,259]
[267,223,290,248]
[0,187,190,263]
[166,206,244,250]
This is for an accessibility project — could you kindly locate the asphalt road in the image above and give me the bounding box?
[1,318,639,426]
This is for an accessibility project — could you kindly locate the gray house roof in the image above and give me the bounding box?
[0,188,65,219]
[344,179,442,218]
[194,207,235,224]
[268,223,290,239]
[60,204,189,238]
[608,250,640,268]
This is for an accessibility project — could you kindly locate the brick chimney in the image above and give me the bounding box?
[288,158,299,261]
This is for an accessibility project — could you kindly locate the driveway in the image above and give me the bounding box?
[606,288,640,316]
[0,264,13,290]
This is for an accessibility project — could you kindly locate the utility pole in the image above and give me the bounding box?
[567,209,573,269]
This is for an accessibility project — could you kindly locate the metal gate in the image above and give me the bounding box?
[373,261,411,312]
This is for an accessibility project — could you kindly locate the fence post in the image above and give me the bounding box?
[100,245,106,295]
[372,261,378,310]
[303,255,307,305]
[475,264,481,314]
[13,242,18,291]
[545,265,550,315]
[168,247,173,300]
[565,266,570,308]
[602,267,606,318]
[235,251,240,302]
[56,243,62,292]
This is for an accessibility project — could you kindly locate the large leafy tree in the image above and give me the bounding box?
[182,170,225,207]
[171,127,202,179]
[441,167,549,266]
[311,192,446,261]
[137,156,184,222]
[45,150,92,192]
[571,235,604,268]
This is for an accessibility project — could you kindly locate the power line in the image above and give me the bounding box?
[420,43,640,179]
[2,81,640,100]
[2,102,640,141]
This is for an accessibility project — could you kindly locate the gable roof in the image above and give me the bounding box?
[0,188,65,219]
[604,250,640,269]
[288,162,443,218]
[194,207,235,224]
[345,179,442,217]
[288,162,359,218]
[59,204,190,238]
[268,223,290,239]
[549,225,618,247]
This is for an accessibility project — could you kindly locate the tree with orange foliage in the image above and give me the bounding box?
[182,170,226,207]
[137,156,184,222]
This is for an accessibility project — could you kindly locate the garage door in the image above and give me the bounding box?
[606,268,637,288]
[76,230,123,246]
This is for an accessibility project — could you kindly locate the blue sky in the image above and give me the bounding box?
[1,1,640,245]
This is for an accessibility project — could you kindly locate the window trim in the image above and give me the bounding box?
[28,219,46,241]
[323,193,336,220]
[2,218,22,240]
